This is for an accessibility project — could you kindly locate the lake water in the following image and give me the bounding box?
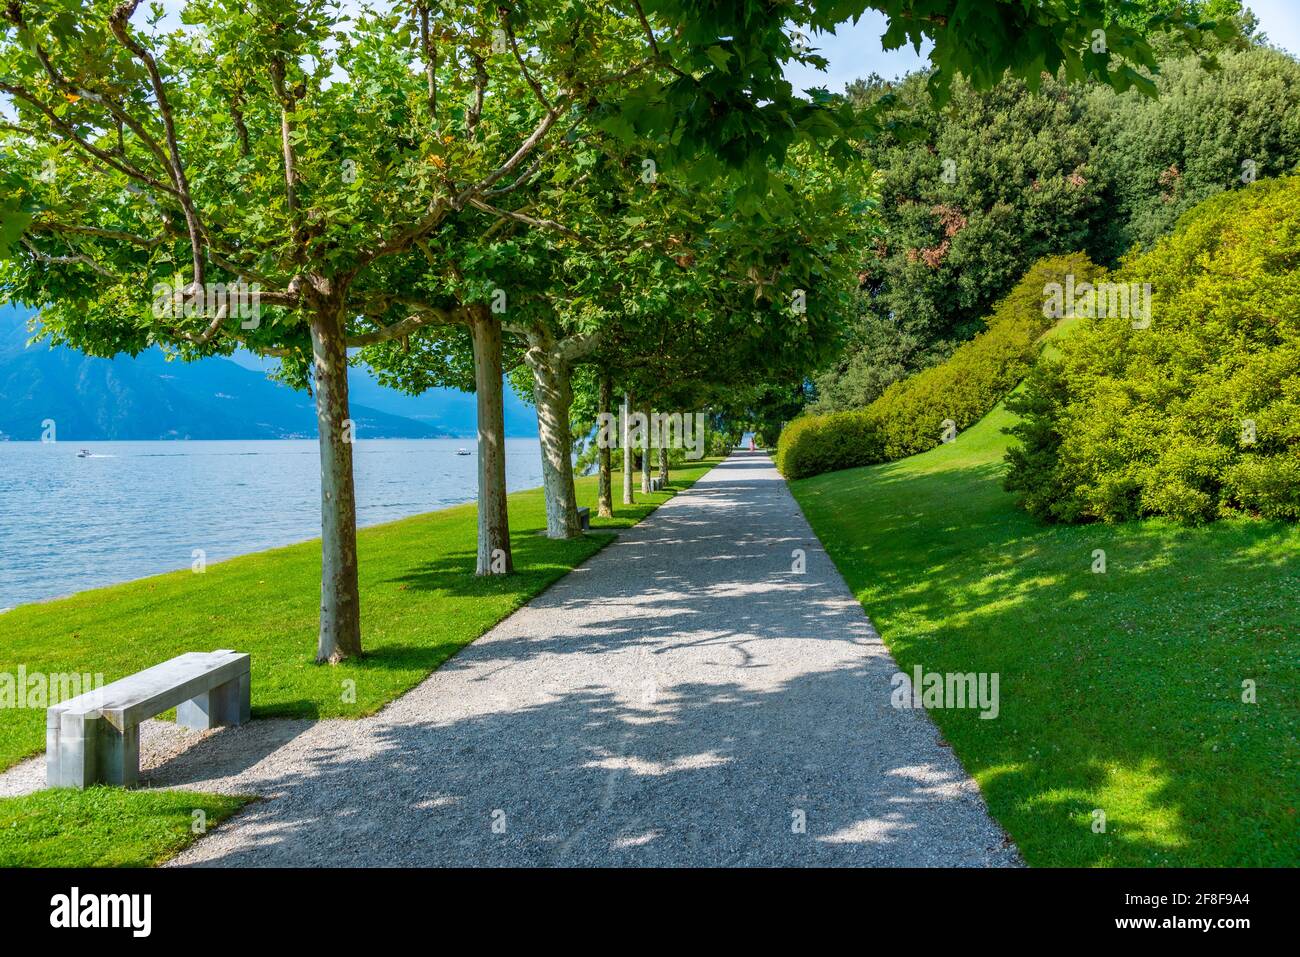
[0,438,544,611]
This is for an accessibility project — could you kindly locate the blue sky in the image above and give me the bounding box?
[5,4,1295,127]
[783,1,1300,94]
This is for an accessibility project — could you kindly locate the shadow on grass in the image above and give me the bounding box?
[386,530,615,597]
[793,444,1300,866]
[250,699,321,721]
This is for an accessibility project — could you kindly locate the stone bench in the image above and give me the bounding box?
[46,650,250,789]
[577,506,591,532]
[650,477,664,492]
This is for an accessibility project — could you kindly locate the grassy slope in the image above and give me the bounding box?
[0,787,251,866]
[0,461,718,771]
[790,406,1298,867]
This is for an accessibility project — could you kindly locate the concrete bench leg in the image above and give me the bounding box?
[177,670,250,731]
[46,709,63,788]
[99,720,140,787]
[48,713,138,788]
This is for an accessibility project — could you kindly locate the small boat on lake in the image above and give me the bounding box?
[76,449,91,458]
[455,448,472,456]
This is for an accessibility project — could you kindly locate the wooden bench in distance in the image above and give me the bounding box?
[46,650,250,789]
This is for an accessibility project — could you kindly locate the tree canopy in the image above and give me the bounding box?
[0,0,1231,661]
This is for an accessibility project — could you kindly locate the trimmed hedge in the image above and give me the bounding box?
[776,253,1105,479]
[1004,175,1300,524]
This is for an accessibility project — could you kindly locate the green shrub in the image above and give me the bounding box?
[1004,175,1300,524]
[776,253,1104,479]
[813,41,1300,422]
[774,409,882,479]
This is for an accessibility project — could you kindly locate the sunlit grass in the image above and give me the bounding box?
[0,462,718,771]
[0,787,252,867]
[790,407,1298,867]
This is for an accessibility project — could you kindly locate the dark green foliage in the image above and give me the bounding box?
[808,69,1117,414]
[813,23,1300,418]
[851,72,1108,347]
[1089,46,1300,262]
[805,310,945,414]
[777,253,1103,479]
[1005,175,1300,523]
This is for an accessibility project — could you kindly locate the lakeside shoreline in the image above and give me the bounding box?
[0,437,548,610]
[0,459,722,773]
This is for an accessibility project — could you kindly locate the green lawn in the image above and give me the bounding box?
[0,787,251,866]
[0,461,718,771]
[790,406,1298,867]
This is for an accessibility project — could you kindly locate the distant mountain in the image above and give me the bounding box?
[0,305,537,441]
[229,351,538,437]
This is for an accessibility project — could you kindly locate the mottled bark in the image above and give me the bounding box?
[658,445,669,486]
[471,312,512,574]
[597,372,614,518]
[531,349,582,538]
[309,302,362,663]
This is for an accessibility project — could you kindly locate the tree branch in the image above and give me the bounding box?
[20,238,113,277]
[109,0,207,288]
[3,0,175,177]
[466,52,487,135]
[501,11,552,112]
[459,105,563,202]
[558,329,602,362]
[418,3,438,129]
[630,0,687,79]
[267,56,305,259]
[467,197,586,243]
[354,199,450,269]
[347,302,481,346]
[0,82,180,197]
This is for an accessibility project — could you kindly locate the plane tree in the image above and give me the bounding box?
[574,142,875,504]
[0,0,1219,662]
[0,0,646,656]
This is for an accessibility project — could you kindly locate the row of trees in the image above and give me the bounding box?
[0,0,1223,662]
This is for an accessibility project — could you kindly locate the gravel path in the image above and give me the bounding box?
[5,451,1019,866]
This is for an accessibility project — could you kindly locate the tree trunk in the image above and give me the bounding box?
[532,350,582,538]
[309,305,362,664]
[471,312,512,574]
[622,392,635,506]
[597,372,614,518]
[640,404,652,494]
[658,445,669,486]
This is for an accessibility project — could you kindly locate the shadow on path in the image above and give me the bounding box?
[160,452,1019,867]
